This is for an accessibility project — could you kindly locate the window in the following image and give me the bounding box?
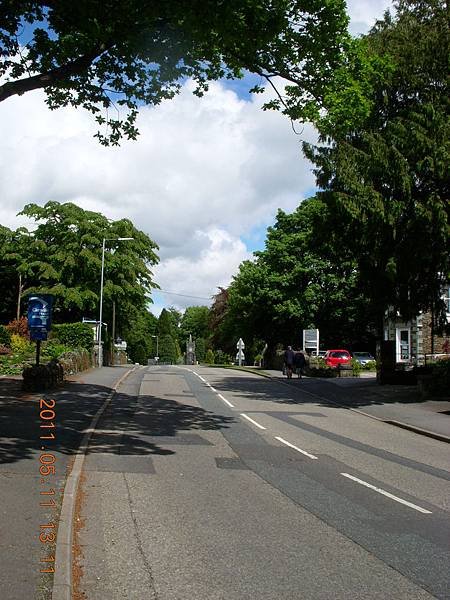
[332,351,350,358]
[396,328,410,362]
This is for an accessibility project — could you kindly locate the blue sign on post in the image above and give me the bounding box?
[27,295,53,341]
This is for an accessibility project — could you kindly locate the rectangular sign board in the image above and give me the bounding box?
[303,329,319,353]
[27,294,54,341]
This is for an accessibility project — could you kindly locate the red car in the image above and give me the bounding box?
[324,349,352,368]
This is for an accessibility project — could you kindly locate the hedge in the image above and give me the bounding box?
[52,322,94,351]
[419,359,450,397]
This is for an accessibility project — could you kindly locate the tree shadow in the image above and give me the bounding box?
[86,389,235,456]
[213,374,426,409]
[0,379,234,465]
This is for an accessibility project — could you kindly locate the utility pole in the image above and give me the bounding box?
[111,300,116,365]
[97,237,133,368]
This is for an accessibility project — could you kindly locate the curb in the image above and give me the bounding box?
[51,366,137,600]
[237,370,450,445]
[382,420,450,444]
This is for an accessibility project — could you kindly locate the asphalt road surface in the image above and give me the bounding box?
[78,365,450,600]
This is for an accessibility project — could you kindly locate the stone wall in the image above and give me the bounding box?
[419,313,450,356]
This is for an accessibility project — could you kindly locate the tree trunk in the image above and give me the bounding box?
[17,273,22,321]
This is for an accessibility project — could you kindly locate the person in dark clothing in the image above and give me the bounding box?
[284,345,295,378]
[294,351,306,378]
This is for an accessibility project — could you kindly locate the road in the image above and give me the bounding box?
[77,365,450,600]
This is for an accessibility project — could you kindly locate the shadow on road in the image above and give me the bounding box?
[212,374,425,409]
[86,388,235,456]
[0,379,234,465]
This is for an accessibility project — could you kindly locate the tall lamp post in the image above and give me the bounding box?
[98,237,134,367]
[151,335,159,362]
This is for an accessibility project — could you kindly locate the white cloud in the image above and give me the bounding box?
[346,0,394,35]
[151,228,251,313]
[0,80,315,312]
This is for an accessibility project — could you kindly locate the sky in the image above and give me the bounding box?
[0,1,393,317]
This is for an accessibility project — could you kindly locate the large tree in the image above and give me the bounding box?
[303,0,449,333]
[0,225,20,322]
[4,201,159,331]
[121,307,157,364]
[0,1,349,144]
[224,196,374,357]
[179,305,210,343]
[157,308,181,360]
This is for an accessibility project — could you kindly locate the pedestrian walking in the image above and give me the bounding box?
[294,350,306,378]
[284,345,295,379]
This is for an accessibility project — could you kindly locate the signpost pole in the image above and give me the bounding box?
[36,340,41,366]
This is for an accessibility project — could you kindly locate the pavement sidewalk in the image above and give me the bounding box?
[263,368,450,443]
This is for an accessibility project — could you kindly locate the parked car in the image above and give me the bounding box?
[324,349,352,368]
[352,351,375,366]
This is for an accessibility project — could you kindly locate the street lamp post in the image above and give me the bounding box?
[152,335,159,361]
[97,237,133,368]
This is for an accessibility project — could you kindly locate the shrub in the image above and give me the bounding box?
[58,348,92,374]
[222,353,233,365]
[0,325,11,346]
[11,333,33,356]
[22,359,64,391]
[0,344,12,355]
[195,337,206,362]
[205,349,215,364]
[426,359,450,397]
[42,340,71,359]
[6,317,29,339]
[363,360,377,370]
[52,322,94,351]
[254,353,262,366]
[306,358,336,378]
[351,358,362,376]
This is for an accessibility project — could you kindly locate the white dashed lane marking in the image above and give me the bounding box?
[218,394,234,408]
[274,436,318,460]
[341,473,432,514]
[240,413,266,430]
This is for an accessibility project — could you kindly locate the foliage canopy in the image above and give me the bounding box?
[0,202,159,340]
[0,0,349,144]
[303,0,449,327]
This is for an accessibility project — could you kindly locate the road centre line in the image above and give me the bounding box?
[275,436,318,460]
[340,473,432,514]
[240,413,266,430]
[218,394,234,408]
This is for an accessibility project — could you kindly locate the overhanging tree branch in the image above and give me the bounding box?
[0,45,109,102]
